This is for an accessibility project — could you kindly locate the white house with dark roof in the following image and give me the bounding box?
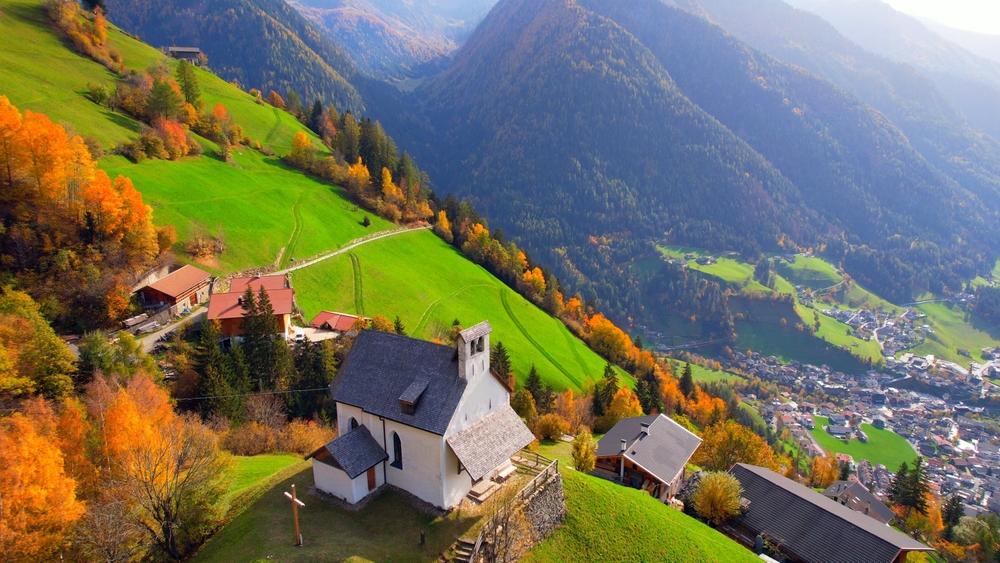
[307,321,535,509]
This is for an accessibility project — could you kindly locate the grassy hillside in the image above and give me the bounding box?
[524,469,756,562]
[911,302,999,364]
[101,150,390,273]
[812,416,917,472]
[776,254,840,289]
[291,230,629,391]
[224,454,304,501]
[0,0,321,155]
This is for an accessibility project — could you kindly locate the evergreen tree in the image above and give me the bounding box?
[175,60,200,106]
[147,78,183,119]
[942,495,964,539]
[636,371,663,413]
[593,363,619,417]
[490,341,512,381]
[680,363,696,398]
[288,340,335,419]
[839,461,850,481]
[634,334,643,350]
[889,461,909,506]
[537,384,555,414]
[907,457,930,515]
[525,365,543,409]
[393,315,406,336]
[309,100,324,133]
[338,112,361,162]
[286,89,304,119]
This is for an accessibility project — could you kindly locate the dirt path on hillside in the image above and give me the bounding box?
[273,225,429,275]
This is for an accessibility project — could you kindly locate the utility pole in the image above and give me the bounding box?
[284,484,305,547]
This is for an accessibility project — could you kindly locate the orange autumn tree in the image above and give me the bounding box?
[694,419,787,472]
[0,96,160,328]
[0,412,85,560]
[810,455,840,488]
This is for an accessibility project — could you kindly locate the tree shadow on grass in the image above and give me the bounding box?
[195,466,479,562]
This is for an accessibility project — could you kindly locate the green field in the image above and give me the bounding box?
[911,302,999,364]
[775,254,841,289]
[811,416,917,472]
[524,469,756,562]
[225,454,305,501]
[793,302,883,364]
[194,466,474,562]
[677,361,742,383]
[292,230,628,391]
[0,0,321,154]
[101,150,390,273]
[0,0,142,146]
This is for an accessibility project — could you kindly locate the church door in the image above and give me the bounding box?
[367,467,376,491]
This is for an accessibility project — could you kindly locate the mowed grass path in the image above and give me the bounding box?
[101,150,392,273]
[292,229,628,391]
[523,469,756,563]
[194,466,475,563]
[811,416,917,472]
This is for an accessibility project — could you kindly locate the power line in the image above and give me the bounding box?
[173,386,330,402]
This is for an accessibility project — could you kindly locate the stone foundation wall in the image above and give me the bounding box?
[522,470,566,542]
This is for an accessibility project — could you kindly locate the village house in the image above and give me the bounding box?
[307,322,535,509]
[206,274,295,339]
[166,46,203,63]
[594,414,702,501]
[310,311,363,333]
[822,480,895,524]
[728,464,931,563]
[137,264,211,315]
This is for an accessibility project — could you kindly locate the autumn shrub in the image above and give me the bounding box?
[571,428,597,472]
[46,1,123,73]
[692,472,743,525]
[223,421,277,456]
[278,419,335,455]
[534,413,570,441]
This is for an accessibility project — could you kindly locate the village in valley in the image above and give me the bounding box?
[5,2,1000,560]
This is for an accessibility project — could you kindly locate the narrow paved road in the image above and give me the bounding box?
[139,307,206,353]
[273,225,429,275]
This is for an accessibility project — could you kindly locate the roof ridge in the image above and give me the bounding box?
[735,464,926,549]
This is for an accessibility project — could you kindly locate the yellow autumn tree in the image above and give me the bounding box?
[0,412,85,560]
[346,156,371,196]
[809,455,839,488]
[380,167,404,204]
[434,209,454,242]
[694,419,785,472]
[288,131,314,168]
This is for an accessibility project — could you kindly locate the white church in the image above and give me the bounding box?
[307,321,535,509]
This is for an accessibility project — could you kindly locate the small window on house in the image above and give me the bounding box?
[391,432,403,469]
[349,417,359,431]
[476,337,485,353]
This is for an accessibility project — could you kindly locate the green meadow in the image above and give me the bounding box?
[775,254,841,289]
[524,469,756,563]
[811,416,917,472]
[911,302,999,364]
[101,150,391,273]
[292,229,628,391]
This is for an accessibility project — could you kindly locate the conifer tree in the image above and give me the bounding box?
[490,341,512,381]
[175,60,200,106]
[393,315,406,335]
[525,365,543,408]
[680,363,696,398]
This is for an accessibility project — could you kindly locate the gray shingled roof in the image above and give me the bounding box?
[333,330,467,435]
[459,321,492,342]
[732,464,931,563]
[446,405,534,480]
[596,414,702,484]
[822,480,896,524]
[312,425,387,479]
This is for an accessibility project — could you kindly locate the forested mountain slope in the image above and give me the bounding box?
[669,0,1000,216]
[390,0,824,311]
[291,0,496,79]
[789,0,1000,141]
[382,0,999,314]
[103,0,365,112]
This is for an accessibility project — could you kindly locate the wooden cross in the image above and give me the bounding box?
[283,484,306,547]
